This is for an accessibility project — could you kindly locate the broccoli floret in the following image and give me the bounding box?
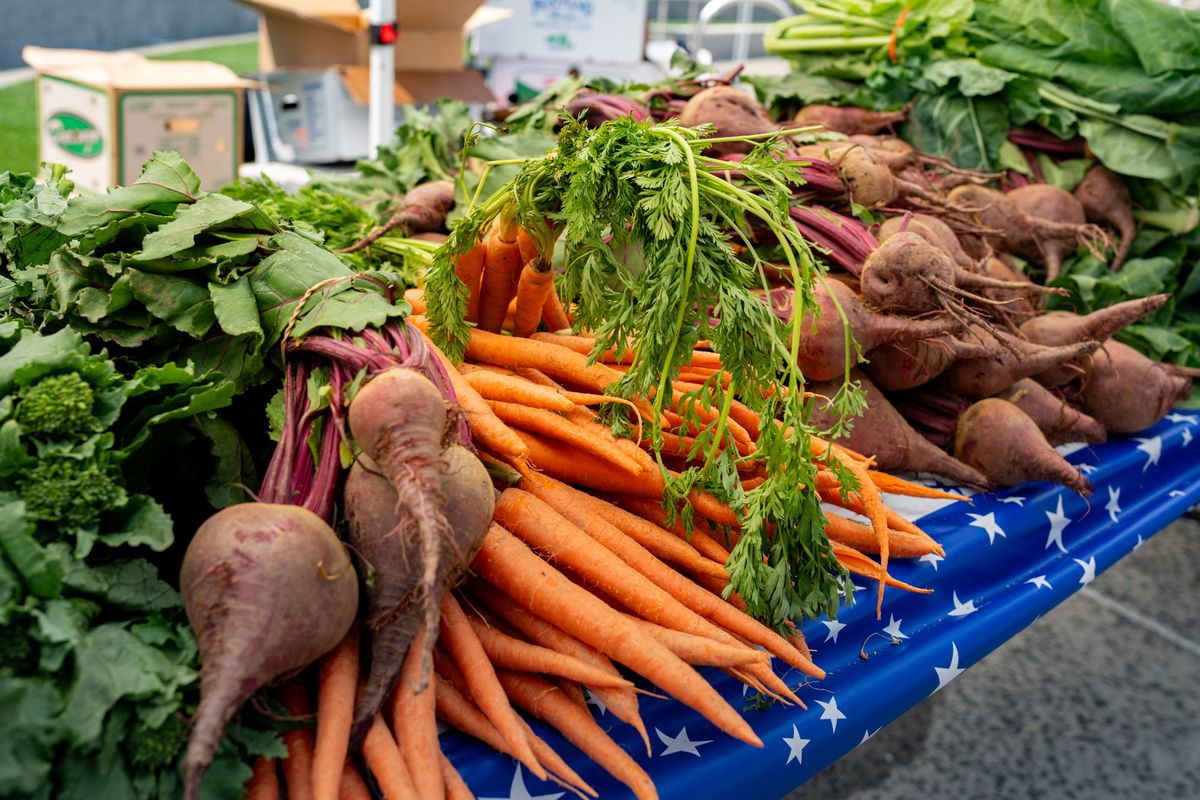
[19,456,124,529]
[15,372,98,438]
[125,713,187,772]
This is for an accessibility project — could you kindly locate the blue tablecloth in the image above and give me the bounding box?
[446,412,1200,800]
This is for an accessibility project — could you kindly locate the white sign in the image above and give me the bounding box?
[475,0,648,65]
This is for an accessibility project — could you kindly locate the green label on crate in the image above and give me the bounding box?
[46,112,103,158]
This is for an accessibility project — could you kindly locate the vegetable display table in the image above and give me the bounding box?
[445,411,1200,800]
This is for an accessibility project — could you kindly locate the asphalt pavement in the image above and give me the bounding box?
[787,516,1200,800]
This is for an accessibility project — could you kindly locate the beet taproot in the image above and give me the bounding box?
[866,335,995,391]
[678,85,779,155]
[1079,340,1192,434]
[1073,165,1136,271]
[180,503,358,800]
[994,379,1106,445]
[794,105,906,135]
[937,329,1101,399]
[954,399,1093,495]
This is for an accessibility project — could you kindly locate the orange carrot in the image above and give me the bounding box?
[466,616,634,689]
[823,512,940,558]
[475,523,762,747]
[867,470,967,501]
[424,337,529,462]
[245,757,279,800]
[513,259,556,338]
[785,622,813,663]
[815,441,890,617]
[467,582,649,753]
[439,594,544,779]
[278,681,316,800]
[497,671,660,800]
[456,240,487,323]
[313,630,358,800]
[487,401,645,475]
[516,226,539,264]
[362,715,417,799]
[478,224,524,332]
[442,755,475,800]
[832,542,933,594]
[403,287,428,314]
[616,496,733,564]
[337,763,371,800]
[461,368,575,412]
[542,285,571,331]
[390,628,442,799]
[624,614,767,667]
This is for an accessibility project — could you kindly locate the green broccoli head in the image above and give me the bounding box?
[15,372,99,438]
[125,713,188,773]
[19,456,125,529]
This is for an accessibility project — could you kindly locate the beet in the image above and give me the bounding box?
[866,335,994,391]
[1079,340,1193,434]
[994,379,1106,445]
[1073,165,1136,271]
[954,399,1093,495]
[180,503,358,799]
[878,213,974,269]
[565,92,651,126]
[678,85,779,155]
[341,180,456,253]
[794,104,906,135]
[809,370,989,488]
[1018,295,1170,385]
[768,281,961,381]
[937,329,1101,399]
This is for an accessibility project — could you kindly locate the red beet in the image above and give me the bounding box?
[994,379,1106,445]
[866,335,995,391]
[678,85,780,155]
[794,105,907,135]
[180,503,358,799]
[954,399,1093,495]
[1079,340,1193,434]
[937,329,1101,399]
[1073,165,1136,271]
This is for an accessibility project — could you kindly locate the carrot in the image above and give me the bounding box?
[497,671,660,800]
[565,408,649,470]
[478,223,524,332]
[513,259,556,337]
[816,485,944,556]
[456,240,487,323]
[439,594,544,779]
[466,582,649,753]
[542,285,571,332]
[831,543,933,594]
[466,616,635,689]
[516,226,539,264]
[624,614,767,667]
[245,757,279,800]
[434,672,596,798]
[823,512,940,558]
[361,715,417,799]
[278,681,316,800]
[423,336,529,462]
[389,628,442,799]
[475,523,762,746]
[487,401,645,475]
[337,763,371,800]
[785,622,813,663]
[866,469,967,501]
[535,477,822,679]
[515,366,561,387]
[616,496,732,564]
[442,755,475,800]
[313,630,358,800]
[462,368,575,412]
[403,287,428,315]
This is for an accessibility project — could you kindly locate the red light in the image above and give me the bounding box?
[378,23,398,44]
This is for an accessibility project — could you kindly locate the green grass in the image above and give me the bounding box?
[0,39,257,175]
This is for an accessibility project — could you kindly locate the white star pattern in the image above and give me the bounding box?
[949,591,979,617]
[1105,486,1122,524]
[859,728,880,745]
[919,552,944,570]
[656,726,712,757]
[1169,490,1186,498]
[998,496,1026,506]
[1078,463,1098,474]
[1074,556,1097,586]
[1184,428,1194,447]
[882,615,908,640]
[1026,575,1052,590]
[1133,534,1145,550]
[816,697,846,732]
[1045,496,1071,553]
[1165,412,1194,423]
[584,689,607,716]
[480,767,565,800]
[967,512,1007,545]
[782,725,810,765]
[1135,436,1163,471]
[934,643,965,692]
[822,618,847,643]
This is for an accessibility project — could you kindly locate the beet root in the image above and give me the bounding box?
[1080,341,1192,434]
[1073,165,1136,271]
[180,503,358,800]
[1018,294,1170,385]
[770,281,962,381]
[937,330,1101,399]
[954,399,1093,495]
[678,85,779,155]
[809,370,991,488]
[994,379,1106,445]
[866,335,995,391]
[794,104,906,135]
[878,213,974,269]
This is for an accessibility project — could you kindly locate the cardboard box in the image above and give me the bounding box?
[476,0,648,65]
[24,47,247,192]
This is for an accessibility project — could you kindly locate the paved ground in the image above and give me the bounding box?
[788,516,1200,800]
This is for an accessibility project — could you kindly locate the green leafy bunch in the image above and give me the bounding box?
[426,116,860,628]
